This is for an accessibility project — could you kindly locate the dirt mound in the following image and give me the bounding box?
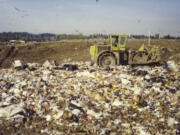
[0,40,93,68]
[0,39,180,68]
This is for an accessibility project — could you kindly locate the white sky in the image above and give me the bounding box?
[0,0,180,36]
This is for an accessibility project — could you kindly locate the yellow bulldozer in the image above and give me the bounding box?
[90,34,161,67]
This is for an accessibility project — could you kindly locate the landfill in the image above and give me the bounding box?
[0,60,179,135]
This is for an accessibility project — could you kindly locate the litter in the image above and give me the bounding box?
[12,60,24,69]
[43,60,54,68]
[166,60,179,72]
[0,59,179,134]
[0,104,24,118]
[62,64,78,71]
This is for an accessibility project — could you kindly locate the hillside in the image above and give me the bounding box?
[0,39,180,68]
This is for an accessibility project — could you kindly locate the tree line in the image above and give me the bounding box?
[0,32,56,42]
[0,32,179,43]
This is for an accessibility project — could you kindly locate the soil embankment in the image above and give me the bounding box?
[0,39,180,68]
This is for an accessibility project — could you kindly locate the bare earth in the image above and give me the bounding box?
[0,39,180,135]
[0,39,180,68]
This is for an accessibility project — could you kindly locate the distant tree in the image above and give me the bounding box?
[155,34,160,39]
[163,35,175,39]
[176,36,180,39]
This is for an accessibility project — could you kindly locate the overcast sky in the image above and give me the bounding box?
[0,0,180,36]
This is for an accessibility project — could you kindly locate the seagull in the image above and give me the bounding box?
[14,7,27,13]
[14,7,21,12]
[137,19,142,23]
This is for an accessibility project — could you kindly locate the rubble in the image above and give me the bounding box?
[62,64,78,71]
[12,60,24,69]
[0,104,24,118]
[166,60,179,72]
[0,60,179,134]
[42,60,55,69]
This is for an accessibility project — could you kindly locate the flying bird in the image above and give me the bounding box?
[14,7,27,12]
[137,19,142,23]
[96,0,99,2]
[14,7,21,12]
[21,14,29,18]
[14,7,29,18]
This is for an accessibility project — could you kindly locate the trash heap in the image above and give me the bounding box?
[0,60,179,135]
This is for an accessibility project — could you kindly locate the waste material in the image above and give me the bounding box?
[42,60,57,68]
[0,59,179,134]
[0,104,24,118]
[62,64,78,71]
[12,60,24,69]
[166,60,179,72]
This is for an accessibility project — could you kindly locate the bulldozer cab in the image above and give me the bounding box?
[110,34,127,51]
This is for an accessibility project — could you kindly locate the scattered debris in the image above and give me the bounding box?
[62,64,78,71]
[166,60,179,72]
[0,59,179,134]
[0,104,24,118]
[12,60,24,69]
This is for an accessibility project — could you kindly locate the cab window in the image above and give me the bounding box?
[112,36,118,46]
[120,37,125,45]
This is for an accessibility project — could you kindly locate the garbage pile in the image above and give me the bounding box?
[0,60,179,135]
